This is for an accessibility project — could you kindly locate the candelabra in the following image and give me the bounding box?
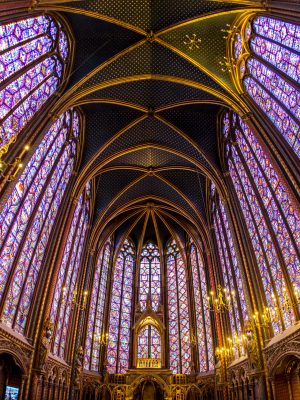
[62,286,88,310]
[215,343,234,363]
[207,284,235,313]
[0,144,30,181]
[95,332,109,345]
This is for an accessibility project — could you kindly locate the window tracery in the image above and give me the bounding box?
[107,239,135,373]
[222,110,300,334]
[0,15,70,151]
[0,109,80,334]
[139,242,161,311]
[167,239,191,374]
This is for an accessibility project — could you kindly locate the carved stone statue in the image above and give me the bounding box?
[37,317,54,371]
[244,320,259,369]
[74,345,84,388]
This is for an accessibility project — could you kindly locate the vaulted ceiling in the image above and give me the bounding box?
[38,0,259,247]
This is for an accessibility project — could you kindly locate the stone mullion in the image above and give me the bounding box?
[62,208,89,362]
[11,153,73,330]
[229,153,285,329]
[235,144,299,321]
[174,254,183,374]
[241,94,300,193]
[209,226,232,342]
[52,200,84,353]
[195,248,210,372]
[163,251,169,370]
[128,252,137,370]
[246,71,298,130]
[218,206,245,330]
[224,173,272,338]
[100,237,115,373]
[0,139,68,317]
[241,127,300,262]
[90,249,105,372]
[185,243,198,373]
[0,126,62,250]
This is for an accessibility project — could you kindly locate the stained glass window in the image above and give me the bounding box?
[190,243,214,371]
[0,109,80,334]
[237,16,300,158]
[107,239,135,373]
[137,325,161,360]
[211,192,248,357]
[50,181,91,359]
[84,240,111,371]
[0,15,69,149]
[167,239,191,374]
[222,110,300,334]
[139,242,161,311]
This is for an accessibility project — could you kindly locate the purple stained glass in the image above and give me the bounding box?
[107,239,135,373]
[222,111,300,333]
[167,240,191,374]
[0,15,69,148]
[139,242,161,311]
[234,33,243,60]
[253,16,300,53]
[244,74,300,158]
[190,243,213,372]
[138,325,161,359]
[0,109,80,333]
[84,241,111,371]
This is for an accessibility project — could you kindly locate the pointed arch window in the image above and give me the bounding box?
[137,325,161,360]
[167,239,191,374]
[50,181,91,359]
[190,242,214,371]
[236,16,300,158]
[84,240,111,371]
[0,15,70,150]
[222,110,300,334]
[139,242,161,311]
[0,109,80,334]
[211,190,248,357]
[107,239,135,373]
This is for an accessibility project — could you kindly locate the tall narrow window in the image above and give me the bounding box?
[0,109,80,334]
[50,181,91,359]
[107,239,135,373]
[237,16,300,158]
[211,189,248,357]
[190,242,214,371]
[167,239,191,374]
[0,15,70,149]
[222,110,300,334]
[84,240,111,371]
[139,242,161,311]
[137,325,161,360]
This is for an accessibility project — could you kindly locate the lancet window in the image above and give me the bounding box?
[189,242,214,371]
[50,181,91,359]
[139,242,161,311]
[167,239,191,374]
[222,110,300,334]
[211,189,248,357]
[0,109,80,334]
[107,239,135,373]
[137,325,161,360]
[84,240,111,371]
